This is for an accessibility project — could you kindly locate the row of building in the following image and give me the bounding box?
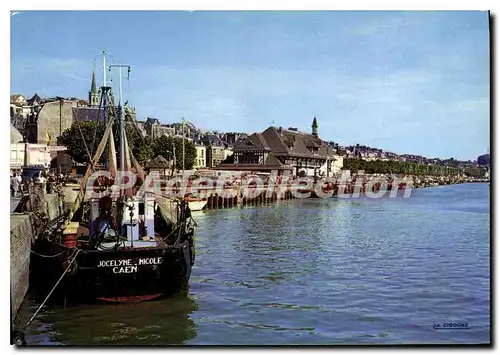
[10,87,341,176]
[11,69,487,175]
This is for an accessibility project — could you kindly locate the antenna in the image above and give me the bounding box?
[102,51,107,87]
[182,117,185,173]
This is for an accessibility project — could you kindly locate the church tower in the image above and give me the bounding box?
[88,69,100,107]
[312,115,319,138]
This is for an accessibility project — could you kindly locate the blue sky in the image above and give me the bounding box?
[10,11,489,160]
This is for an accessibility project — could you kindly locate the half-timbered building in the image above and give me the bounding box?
[217,117,335,176]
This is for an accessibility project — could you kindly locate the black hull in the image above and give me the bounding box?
[30,240,193,304]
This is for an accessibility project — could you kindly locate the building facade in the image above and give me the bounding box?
[206,145,226,169]
[218,117,335,176]
[194,145,207,169]
[26,99,76,144]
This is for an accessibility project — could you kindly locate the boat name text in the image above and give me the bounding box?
[97,257,163,273]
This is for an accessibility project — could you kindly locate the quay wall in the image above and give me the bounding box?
[10,189,62,317]
[171,174,485,211]
[205,187,295,210]
[10,213,39,316]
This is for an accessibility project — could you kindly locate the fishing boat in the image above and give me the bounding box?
[30,52,196,304]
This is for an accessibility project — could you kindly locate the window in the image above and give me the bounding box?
[241,152,260,164]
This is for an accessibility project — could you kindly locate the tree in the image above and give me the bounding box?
[121,124,155,165]
[133,137,155,165]
[340,157,463,177]
[152,135,197,170]
[464,166,487,178]
[57,121,105,164]
[59,121,154,165]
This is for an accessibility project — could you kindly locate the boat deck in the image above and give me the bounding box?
[98,240,158,250]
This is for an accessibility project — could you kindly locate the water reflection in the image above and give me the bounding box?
[19,293,198,345]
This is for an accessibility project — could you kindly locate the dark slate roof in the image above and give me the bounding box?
[147,155,170,168]
[28,93,42,105]
[201,134,225,146]
[146,117,160,124]
[72,107,104,123]
[233,133,271,151]
[264,152,292,168]
[233,126,334,160]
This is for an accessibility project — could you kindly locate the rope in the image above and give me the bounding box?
[30,249,66,258]
[22,249,81,331]
[10,230,68,259]
[76,122,94,167]
[161,225,180,244]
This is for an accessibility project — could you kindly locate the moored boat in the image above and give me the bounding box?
[30,53,196,304]
[185,193,207,211]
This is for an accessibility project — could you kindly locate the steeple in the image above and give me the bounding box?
[89,68,100,107]
[91,69,97,93]
[312,115,318,138]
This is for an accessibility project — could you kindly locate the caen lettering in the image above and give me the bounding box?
[112,266,138,274]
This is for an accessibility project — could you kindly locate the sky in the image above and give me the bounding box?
[10,10,490,160]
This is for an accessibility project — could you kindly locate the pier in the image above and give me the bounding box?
[10,184,63,317]
[205,187,295,210]
[159,172,488,211]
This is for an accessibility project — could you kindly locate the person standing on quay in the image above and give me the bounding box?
[38,173,47,194]
[17,173,22,195]
[11,173,19,197]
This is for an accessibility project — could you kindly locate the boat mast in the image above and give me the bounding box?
[172,142,176,177]
[102,50,107,87]
[182,117,185,173]
[100,51,109,168]
[109,63,131,174]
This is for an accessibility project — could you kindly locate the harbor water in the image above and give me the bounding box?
[17,183,490,345]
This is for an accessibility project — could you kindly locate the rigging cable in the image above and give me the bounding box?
[90,90,105,158]
[76,122,94,168]
[90,53,114,159]
[89,57,100,157]
[13,249,81,346]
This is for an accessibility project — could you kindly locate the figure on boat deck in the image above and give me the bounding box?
[94,196,117,242]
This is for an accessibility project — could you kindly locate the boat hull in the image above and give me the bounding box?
[30,240,193,304]
[187,200,207,211]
